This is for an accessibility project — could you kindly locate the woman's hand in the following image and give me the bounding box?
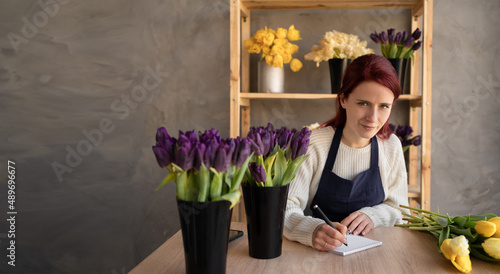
[312,223,348,251]
[341,211,374,236]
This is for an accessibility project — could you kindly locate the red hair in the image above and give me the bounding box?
[322,54,401,139]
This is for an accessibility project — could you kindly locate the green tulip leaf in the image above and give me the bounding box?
[155,172,176,191]
[272,148,287,187]
[213,190,241,209]
[231,153,253,192]
[209,168,223,200]
[196,164,210,202]
[438,225,450,248]
[470,246,500,262]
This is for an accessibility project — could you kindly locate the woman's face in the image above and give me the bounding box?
[340,81,394,148]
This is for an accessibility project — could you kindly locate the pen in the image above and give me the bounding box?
[313,205,348,247]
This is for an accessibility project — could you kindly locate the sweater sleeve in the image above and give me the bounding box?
[283,128,332,247]
[358,134,410,226]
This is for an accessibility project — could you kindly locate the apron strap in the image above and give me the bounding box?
[324,126,343,171]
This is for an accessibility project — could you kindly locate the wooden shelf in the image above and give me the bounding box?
[241,1,423,12]
[230,0,432,219]
[240,92,422,101]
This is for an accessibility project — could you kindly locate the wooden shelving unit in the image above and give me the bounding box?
[230,0,433,220]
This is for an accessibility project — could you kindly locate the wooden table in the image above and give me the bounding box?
[130,222,500,273]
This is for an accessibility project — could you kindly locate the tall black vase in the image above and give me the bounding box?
[177,199,232,274]
[242,184,289,259]
[328,58,352,94]
[388,58,410,94]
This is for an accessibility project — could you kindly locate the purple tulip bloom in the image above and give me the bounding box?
[290,127,311,160]
[379,31,388,44]
[404,36,415,49]
[232,137,252,167]
[175,145,195,171]
[387,28,395,44]
[199,128,221,145]
[276,127,294,151]
[247,129,264,156]
[394,32,403,45]
[152,127,177,168]
[204,138,219,168]
[370,32,380,44]
[213,140,234,173]
[389,123,396,133]
[411,41,422,51]
[401,31,408,44]
[412,135,422,147]
[193,143,207,171]
[411,28,421,40]
[266,123,275,133]
[249,162,266,183]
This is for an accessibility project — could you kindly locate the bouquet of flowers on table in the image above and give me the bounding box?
[304,29,373,67]
[398,205,500,273]
[152,127,254,208]
[370,28,422,61]
[243,123,311,187]
[244,25,303,72]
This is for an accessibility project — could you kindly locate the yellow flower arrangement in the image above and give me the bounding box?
[304,30,374,67]
[399,205,500,273]
[244,25,303,72]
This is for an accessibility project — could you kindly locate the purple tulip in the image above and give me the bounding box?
[290,127,311,160]
[412,135,422,147]
[276,127,294,151]
[370,32,380,44]
[247,129,264,156]
[394,32,403,45]
[395,125,413,140]
[411,41,422,51]
[175,145,195,171]
[232,137,252,167]
[404,36,415,49]
[213,140,234,172]
[266,123,275,133]
[199,128,221,145]
[249,162,266,183]
[204,138,219,168]
[152,127,177,168]
[379,31,388,44]
[193,143,207,171]
[389,123,396,133]
[387,28,395,44]
[411,28,421,40]
[401,31,408,44]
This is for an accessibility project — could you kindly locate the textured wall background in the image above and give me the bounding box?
[0,0,498,273]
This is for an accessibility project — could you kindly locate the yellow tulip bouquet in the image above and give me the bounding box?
[398,205,500,273]
[244,25,303,72]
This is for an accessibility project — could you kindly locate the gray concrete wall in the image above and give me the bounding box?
[0,0,498,273]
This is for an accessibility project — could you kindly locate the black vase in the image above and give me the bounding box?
[177,199,232,274]
[388,58,410,94]
[242,184,289,259]
[328,58,352,94]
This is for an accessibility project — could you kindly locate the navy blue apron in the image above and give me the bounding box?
[310,126,385,222]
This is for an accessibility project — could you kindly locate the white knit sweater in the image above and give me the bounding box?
[284,126,409,247]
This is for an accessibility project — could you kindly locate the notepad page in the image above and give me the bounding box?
[329,235,382,256]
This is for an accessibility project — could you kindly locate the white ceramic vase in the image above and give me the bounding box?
[258,61,284,93]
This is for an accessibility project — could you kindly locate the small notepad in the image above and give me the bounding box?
[329,234,382,256]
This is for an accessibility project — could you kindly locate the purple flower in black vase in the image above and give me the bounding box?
[152,127,177,168]
[249,162,266,184]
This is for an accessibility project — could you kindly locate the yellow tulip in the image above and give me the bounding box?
[475,220,496,237]
[282,53,292,64]
[452,254,472,273]
[276,27,287,39]
[440,239,457,260]
[287,25,301,41]
[290,44,299,54]
[265,55,273,66]
[440,237,472,273]
[482,238,500,259]
[290,58,302,72]
[263,32,275,47]
[271,45,285,56]
[272,54,283,68]
[249,44,261,54]
[488,217,500,238]
[267,27,276,35]
[450,235,470,256]
[243,38,254,50]
[261,46,271,55]
[254,29,266,43]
